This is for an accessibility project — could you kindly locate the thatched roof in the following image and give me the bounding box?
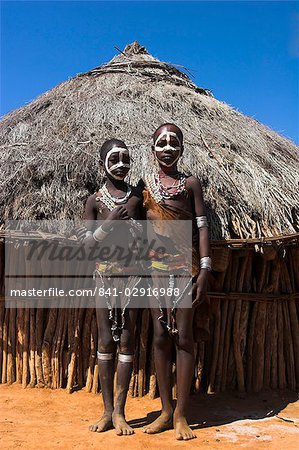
[1,41,298,239]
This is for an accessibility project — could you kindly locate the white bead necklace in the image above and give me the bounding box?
[145,174,164,203]
[96,183,132,211]
[95,183,142,234]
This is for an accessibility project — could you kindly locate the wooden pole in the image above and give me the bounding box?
[35,308,45,387]
[22,308,30,388]
[86,312,97,393]
[277,301,286,389]
[138,309,150,397]
[207,299,221,393]
[288,299,299,389]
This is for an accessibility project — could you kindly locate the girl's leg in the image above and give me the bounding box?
[89,305,116,432]
[174,306,196,440]
[113,308,138,435]
[144,304,174,434]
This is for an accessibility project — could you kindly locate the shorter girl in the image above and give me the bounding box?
[83,139,143,436]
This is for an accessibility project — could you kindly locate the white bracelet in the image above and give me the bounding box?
[93,225,109,242]
[196,216,209,229]
[200,256,212,271]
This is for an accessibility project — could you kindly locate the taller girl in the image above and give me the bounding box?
[143,123,211,441]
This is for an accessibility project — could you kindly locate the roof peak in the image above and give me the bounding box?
[82,41,212,97]
[122,41,149,56]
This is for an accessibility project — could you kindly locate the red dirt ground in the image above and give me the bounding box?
[1,385,298,449]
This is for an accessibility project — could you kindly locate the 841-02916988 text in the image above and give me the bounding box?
[97,286,181,297]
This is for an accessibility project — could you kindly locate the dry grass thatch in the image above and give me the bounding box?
[0,41,298,240]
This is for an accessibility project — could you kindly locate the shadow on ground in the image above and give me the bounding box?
[128,390,299,430]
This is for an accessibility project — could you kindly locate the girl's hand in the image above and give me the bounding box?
[102,206,130,231]
[106,205,129,221]
[192,269,209,307]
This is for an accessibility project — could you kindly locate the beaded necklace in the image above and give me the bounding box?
[95,183,142,234]
[99,183,132,209]
[145,172,186,203]
[157,172,186,199]
[97,183,132,209]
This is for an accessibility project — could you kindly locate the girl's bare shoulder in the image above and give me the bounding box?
[185,175,203,191]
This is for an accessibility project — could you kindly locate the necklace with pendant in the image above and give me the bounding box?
[157,172,186,199]
[145,172,186,202]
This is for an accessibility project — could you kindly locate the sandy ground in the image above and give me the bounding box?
[1,385,299,450]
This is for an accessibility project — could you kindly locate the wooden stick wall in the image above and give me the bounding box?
[0,240,298,395]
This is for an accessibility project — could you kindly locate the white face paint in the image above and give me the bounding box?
[104,147,130,180]
[154,131,182,167]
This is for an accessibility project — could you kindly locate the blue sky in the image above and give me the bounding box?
[1,1,298,144]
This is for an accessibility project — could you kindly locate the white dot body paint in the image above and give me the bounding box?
[154,131,182,167]
[104,147,130,180]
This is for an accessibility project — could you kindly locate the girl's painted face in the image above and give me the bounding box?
[154,130,182,167]
[105,146,130,180]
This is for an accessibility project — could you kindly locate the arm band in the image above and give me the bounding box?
[200,256,212,271]
[196,216,209,229]
[93,225,109,242]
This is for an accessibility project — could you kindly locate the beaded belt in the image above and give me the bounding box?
[149,249,190,272]
[94,261,137,277]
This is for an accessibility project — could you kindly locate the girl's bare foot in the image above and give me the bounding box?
[112,411,134,436]
[174,410,196,440]
[89,412,113,432]
[143,410,173,434]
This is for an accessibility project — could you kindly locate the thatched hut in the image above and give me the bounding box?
[0,41,298,395]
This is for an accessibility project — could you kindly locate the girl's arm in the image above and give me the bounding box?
[187,176,210,306]
[188,177,210,260]
[75,195,98,242]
